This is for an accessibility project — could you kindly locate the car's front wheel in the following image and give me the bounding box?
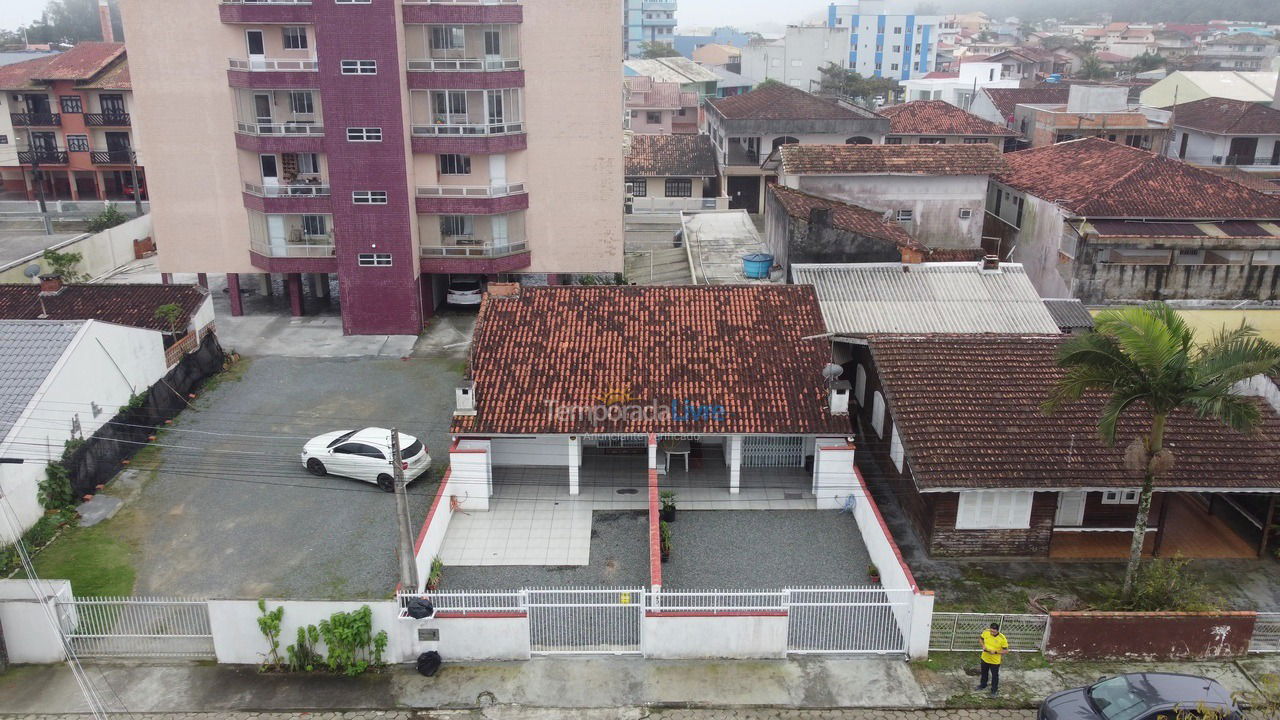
[306,458,327,476]
[377,474,395,493]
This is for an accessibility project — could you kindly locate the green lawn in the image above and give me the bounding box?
[22,521,137,597]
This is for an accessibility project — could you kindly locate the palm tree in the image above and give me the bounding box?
[1043,303,1280,601]
[1076,54,1110,80]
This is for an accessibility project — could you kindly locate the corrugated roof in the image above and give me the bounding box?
[0,320,83,443]
[624,57,720,85]
[1043,299,1095,330]
[791,262,1062,335]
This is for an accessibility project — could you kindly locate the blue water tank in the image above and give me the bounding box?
[742,253,773,279]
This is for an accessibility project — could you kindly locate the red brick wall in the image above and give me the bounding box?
[928,492,1057,557]
[1046,611,1257,660]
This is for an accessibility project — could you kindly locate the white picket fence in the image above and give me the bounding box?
[929,612,1049,653]
[56,596,214,659]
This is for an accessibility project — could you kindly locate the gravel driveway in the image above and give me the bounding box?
[127,351,465,599]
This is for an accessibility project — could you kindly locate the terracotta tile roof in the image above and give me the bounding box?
[1094,51,1131,63]
[626,134,718,177]
[981,87,1070,119]
[778,143,1007,176]
[996,137,1280,218]
[768,185,920,250]
[453,285,848,436]
[709,83,881,121]
[0,283,208,332]
[1170,97,1280,135]
[869,335,1280,490]
[77,58,130,90]
[1198,166,1280,195]
[626,75,683,110]
[878,100,1016,136]
[0,42,125,89]
[922,71,960,79]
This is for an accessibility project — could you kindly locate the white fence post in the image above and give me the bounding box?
[907,591,935,659]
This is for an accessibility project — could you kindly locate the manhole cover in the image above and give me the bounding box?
[616,488,639,495]
[784,492,803,500]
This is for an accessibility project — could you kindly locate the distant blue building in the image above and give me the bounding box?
[829,0,940,81]
[674,26,751,59]
[626,0,679,58]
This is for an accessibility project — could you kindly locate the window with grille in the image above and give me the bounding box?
[1102,490,1140,505]
[885,136,903,144]
[346,127,382,142]
[59,95,82,113]
[282,27,308,49]
[665,179,692,197]
[358,253,392,266]
[341,60,377,75]
[439,154,471,175]
[956,491,1034,529]
[625,178,647,197]
[65,134,89,152]
[963,137,989,144]
[897,209,914,222]
[352,190,387,204]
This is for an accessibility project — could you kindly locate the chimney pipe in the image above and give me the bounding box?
[981,255,1001,272]
[98,0,114,43]
[39,274,65,296]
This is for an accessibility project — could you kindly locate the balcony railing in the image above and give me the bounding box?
[244,181,331,197]
[11,113,61,127]
[84,113,131,126]
[1182,154,1280,167]
[90,150,136,165]
[420,240,528,257]
[403,0,518,4]
[229,57,319,71]
[235,121,324,136]
[411,121,524,136]
[221,0,311,4]
[250,239,336,258]
[17,150,69,165]
[416,182,526,198]
[407,57,521,72]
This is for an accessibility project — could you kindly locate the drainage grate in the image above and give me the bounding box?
[784,491,804,500]
[616,488,640,495]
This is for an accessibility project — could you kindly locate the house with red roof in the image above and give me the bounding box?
[985,137,1280,302]
[1166,96,1280,177]
[625,75,700,136]
[877,100,1015,148]
[0,42,140,202]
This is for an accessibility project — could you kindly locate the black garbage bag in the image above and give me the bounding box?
[406,597,435,619]
[417,651,442,677]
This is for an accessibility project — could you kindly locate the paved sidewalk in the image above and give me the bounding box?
[0,711,1038,720]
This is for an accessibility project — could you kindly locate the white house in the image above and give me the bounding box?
[1167,96,1280,171]
[900,62,1018,107]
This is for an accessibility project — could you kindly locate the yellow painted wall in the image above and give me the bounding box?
[1093,308,1280,345]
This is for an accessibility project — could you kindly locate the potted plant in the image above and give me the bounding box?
[659,490,677,522]
[868,563,880,584]
[660,520,671,562]
[426,557,444,591]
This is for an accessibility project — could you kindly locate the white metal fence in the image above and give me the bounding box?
[526,587,645,655]
[786,587,908,654]
[929,612,1049,653]
[1251,613,1280,653]
[56,596,214,659]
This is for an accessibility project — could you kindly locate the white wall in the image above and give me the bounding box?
[813,438,859,510]
[490,436,571,467]
[449,440,492,511]
[988,182,1072,297]
[0,579,72,664]
[791,173,986,248]
[413,473,455,590]
[0,320,167,536]
[208,600,420,664]
[0,213,154,284]
[433,615,530,661]
[643,614,788,658]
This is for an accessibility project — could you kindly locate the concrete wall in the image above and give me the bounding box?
[739,27,852,90]
[208,600,421,664]
[432,615,529,661]
[0,320,167,536]
[764,191,903,273]
[987,182,1071,297]
[0,213,153,284]
[1073,252,1280,304]
[791,174,985,249]
[0,579,72,664]
[642,614,788,658]
[1046,611,1257,660]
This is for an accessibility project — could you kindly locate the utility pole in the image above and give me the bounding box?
[127,149,143,218]
[27,131,52,236]
[389,429,418,591]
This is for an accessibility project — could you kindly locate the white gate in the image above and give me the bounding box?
[929,612,1049,653]
[525,587,644,654]
[56,596,214,659]
[786,587,909,654]
[742,435,805,467]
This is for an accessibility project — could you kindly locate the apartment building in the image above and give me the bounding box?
[0,42,141,202]
[828,0,941,81]
[738,26,852,93]
[1197,33,1279,72]
[119,0,623,336]
[624,0,677,58]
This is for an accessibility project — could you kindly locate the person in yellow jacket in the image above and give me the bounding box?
[977,622,1009,696]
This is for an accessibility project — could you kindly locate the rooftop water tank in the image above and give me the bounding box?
[742,253,773,279]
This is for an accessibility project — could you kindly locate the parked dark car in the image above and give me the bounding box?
[1039,673,1241,720]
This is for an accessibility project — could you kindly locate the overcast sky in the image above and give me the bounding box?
[1,0,48,32]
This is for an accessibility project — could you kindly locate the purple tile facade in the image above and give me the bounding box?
[314,0,421,335]
[412,134,527,155]
[406,70,525,90]
[401,5,523,24]
[227,70,325,90]
[415,192,529,215]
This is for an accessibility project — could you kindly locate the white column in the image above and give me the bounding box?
[907,591,936,660]
[568,435,581,495]
[728,435,743,495]
[648,437,657,470]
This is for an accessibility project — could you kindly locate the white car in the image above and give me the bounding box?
[300,428,431,492]
[446,276,484,306]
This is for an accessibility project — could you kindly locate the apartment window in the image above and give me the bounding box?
[282,27,308,50]
[890,426,904,473]
[625,177,647,197]
[955,491,1034,529]
[484,30,502,56]
[439,154,471,175]
[896,209,914,222]
[854,365,867,406]
[65,134,89,152]
[1102,490,1140,505]
[440,215,473,237]
[890,63,899,71]
[919,137,946,144]
[432,90,467,118]
[352,190,387,204]
[357,253,392,266]
[892,45,901,52]
[665,179,692,197]
[646,111,662,124]
[963,137,989,144]
[59,95,82,113]
[288,91,314,115]
[341,60,377,75]
[346,127,381,142]
[871,391,885,437]
[893,26,902,33]
[430,26,465,50]
[301,215,327,237]
[295,152,320,175]
[0,134,7,144]
[885,136,903,145]
[959,208,973,219]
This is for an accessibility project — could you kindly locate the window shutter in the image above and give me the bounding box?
[855,365,867,406]
[890,426,904,472]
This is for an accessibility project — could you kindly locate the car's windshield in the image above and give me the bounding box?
[1087,677,1155,720]
[326,430,358,448]
[452,281,481,292]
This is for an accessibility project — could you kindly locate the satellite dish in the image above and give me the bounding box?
[24,263,42,279]
[822,363,844,381]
